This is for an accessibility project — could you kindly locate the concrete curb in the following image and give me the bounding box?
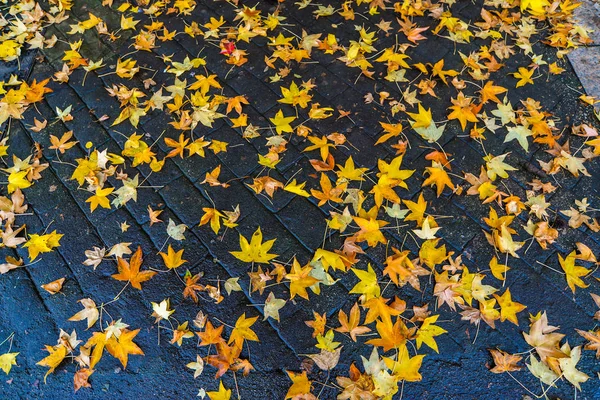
[568,0,600,104]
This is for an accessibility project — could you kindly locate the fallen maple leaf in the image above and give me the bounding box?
[0,352,18,375]
[230,227,278,264]
[49,131,78,154]
[558,251,590,293]
[37,344,67,381]
[489,349,522,373]
[41,277,65,294]
[415,315,447,353]
[286,258,319,300]
[111,246,157,290]
[159,245,187,269]
[68,298,99,329]
[335,303,371,342]
[285,370,312,399]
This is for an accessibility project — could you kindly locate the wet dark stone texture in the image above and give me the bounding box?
[1,0,600,399]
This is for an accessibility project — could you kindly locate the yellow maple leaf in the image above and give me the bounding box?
[354,217,387,247]
[407,103,433,129]
[230,113,248,128]
[228,313,259,346]
[208,380,232,400]
[310,173,345,206]
[559,251,590,293]
[0,40,20,62]
[349,264,380,301]
[422,163,454,197]
[383,343,424,382]
[159,245,187,269]
[479,81,507,104]
[164,133,189,158]
[513,67,535,88]
[431,59,459,85]
[366,317,410,351]
[308,103,334,119]
[199,207,224,234]
[278,81,312,108]
[116,58,139,79]
[548,62,565,75]
[312,248,349,272]
[112,246,157,289]
[415,315,447,353]
[88,328,144,369]
[494,225,524,258]
[489,256,510,281]
[86,187,114,212]
[0,352,18,375]
[37,344,67,382]
[283,179,310,197]
[521,0,550,14]
[485,153,517,181]
[447,92,478,130]
[285,371,312,399]
[49,131,78,154]
[23,231,63,261]
[286,258,319,300]
[269,109,296,134]
[376,122,403,145]
[189,74,222,94]
[494,288,526,325]
[230,227,278,264]
[7,171,32,193]
[120,15,139,30]
[404,193,427,227]
[304,135,334,161]
[419,239,447,269]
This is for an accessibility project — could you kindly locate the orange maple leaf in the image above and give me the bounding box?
[197,321,225,346]
[335,302,371,341]
[111,246,157,290]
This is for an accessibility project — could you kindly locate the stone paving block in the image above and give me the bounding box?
[17,217,85,309]
[333,90,389,131]
[169,151,221,184]
[433,204,479,252]
[308,93,355,131]
[442,136,486,173]
[122,183,165,226]
[276,196,327,251]
[573,0,600,43]
[199,180,259,220]
[69,106,112,145]
[338,125,387,170]
[242,43,272,80]
[44,82,87,115]
[141,114,179,149]
[227,69,281,114]
[212,127,261,178]
[275,144,305,174]
[199,49,244,82]
[234,103,270,134]
[323,62,376,96]
[286,5,327,29]
[281,154,319,185]
[301,63,350,100]
[569,46,600,104]
[91,207,155,259]
[158,176,211,227]
[135,155,184,188]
